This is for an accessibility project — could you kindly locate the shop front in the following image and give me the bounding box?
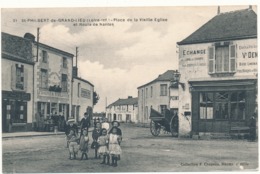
[190,78,257,135]
[2,90,31,132]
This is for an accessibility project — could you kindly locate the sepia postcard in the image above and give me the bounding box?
[1,1,259,173]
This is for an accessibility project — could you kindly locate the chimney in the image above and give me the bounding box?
[249,5,252,10]
[24,33,35,41]
[217,6,220,15]
[128,96,133,99]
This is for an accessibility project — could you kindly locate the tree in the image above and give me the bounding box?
[93,91,99,106]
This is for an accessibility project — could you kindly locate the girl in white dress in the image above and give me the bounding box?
[108,126,122,167]
[97,128,109,164]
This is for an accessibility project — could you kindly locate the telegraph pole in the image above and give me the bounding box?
[36,27,40,62]
[76,47,78,68]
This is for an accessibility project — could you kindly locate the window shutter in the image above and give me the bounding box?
[11,64,16,90]
[229,44,236,72]
[23,68,28,91]
[208,46,215,74]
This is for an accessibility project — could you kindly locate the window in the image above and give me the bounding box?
[208,43,236,74]
[16,64,24,90]
[199,93,213,119]
[151,86,153,97]
[42,50,48,63]
[160,84,167,96]
[146,88,148,98]
[63,57,68,68]
[40,69,48,89]
[160,105,167,114]
[199,91,246,120]
[77,83,80,97]
[61,74,68,92]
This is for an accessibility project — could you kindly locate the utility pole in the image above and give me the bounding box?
[36,27,40,62]
[76,47,78,68]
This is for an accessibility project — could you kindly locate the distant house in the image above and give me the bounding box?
[106,96,138,123]
[177,7,257,137]
[137,70,180,124]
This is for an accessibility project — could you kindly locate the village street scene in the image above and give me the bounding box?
[1,4,259,173]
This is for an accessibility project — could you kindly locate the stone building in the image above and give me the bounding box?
[177,7,257,138]
[2,32,34,132]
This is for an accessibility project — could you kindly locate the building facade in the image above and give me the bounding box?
[137,70,179,124]
[2,32,34,132]
[106,97,138,123]
[177,8,257,137]
[31,35,74,126]
[72,75,94,122]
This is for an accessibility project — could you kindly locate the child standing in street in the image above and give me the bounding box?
[92,122,101,159]
[97,128,109,164]
[67,129,79,160]
[108,126,122,167]
[79,128,89,160]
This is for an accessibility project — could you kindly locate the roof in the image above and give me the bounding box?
[178,8,257,45]
[2,32,34,63]
[137,70,178,89]
[73,76,94,87]
[107,97,138,108]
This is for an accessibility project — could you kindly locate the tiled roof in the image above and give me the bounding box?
[107,97,138,108]
[178,8,257,45]
[137,70,178,88]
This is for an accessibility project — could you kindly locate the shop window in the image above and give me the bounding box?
[199,93,213,119]
[61,74,68,92]
[160,84,168,96]
[208,43,236,74]
[40,69,48,89]
[230,91,246,120]
[62,57,68,68]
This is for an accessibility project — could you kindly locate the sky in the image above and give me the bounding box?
[1,3,258,112]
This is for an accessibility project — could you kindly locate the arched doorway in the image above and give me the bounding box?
[113,114,117,120]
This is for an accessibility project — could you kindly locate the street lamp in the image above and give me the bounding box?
[172,71,185,90]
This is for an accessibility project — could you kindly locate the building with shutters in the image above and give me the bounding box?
[137,70,180,124]
[177,7,257,137]
[2,32,34,132]
[106,96,138,123]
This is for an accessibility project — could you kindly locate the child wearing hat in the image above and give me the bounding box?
[79,128,89,160]
[67,129,79,160]
[97,128,109,164]
[108,126,122,167]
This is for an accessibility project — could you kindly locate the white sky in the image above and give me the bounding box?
[1,1,258,113]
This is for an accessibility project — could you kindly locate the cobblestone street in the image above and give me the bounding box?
[2,123,258,172]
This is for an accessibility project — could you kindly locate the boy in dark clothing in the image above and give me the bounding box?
[92,122,101,158]
[80,112,91,134]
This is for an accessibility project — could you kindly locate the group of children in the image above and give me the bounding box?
[66,119,122,167]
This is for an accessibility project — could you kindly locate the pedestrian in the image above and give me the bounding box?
[102,118,110,131]
[80,112,91,135]
[79,128,89,160]
[92,122,101,159]
[108,126,122,167]
[65,118,79,148]
[97,128,109,165]
[108,120,122,145]
[249,114,256,142]
[67,129,79,160]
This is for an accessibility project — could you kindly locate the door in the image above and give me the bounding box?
[113,114,117,120]
[2,100,8,132]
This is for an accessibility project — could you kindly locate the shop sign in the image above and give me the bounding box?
[81,88,91,99]
[2,90,31,101]
[39,90,69,98]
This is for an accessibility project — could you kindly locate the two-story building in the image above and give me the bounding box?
[137,70,179,124]
[177,7,257,138]
[2,32,34,132]
[71,66,94,122]
[106,96,138,123]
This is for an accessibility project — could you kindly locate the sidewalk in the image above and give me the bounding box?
[2,127,94,139]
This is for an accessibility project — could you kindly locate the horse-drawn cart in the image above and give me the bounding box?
[149,108,178,137]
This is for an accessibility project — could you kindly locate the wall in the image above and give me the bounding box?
[1,58,34,124]
[138,81,171,124]
[72,78,94,121]
[178,38,258,137]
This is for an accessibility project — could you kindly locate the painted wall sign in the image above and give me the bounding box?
[81,88,91,99]
[2,90,31,101]
[39,90,69,98]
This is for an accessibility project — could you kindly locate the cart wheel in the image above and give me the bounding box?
[170,116,178,137]
[150,120,161,136]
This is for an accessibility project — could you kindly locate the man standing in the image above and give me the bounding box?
[80,112,91,134]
